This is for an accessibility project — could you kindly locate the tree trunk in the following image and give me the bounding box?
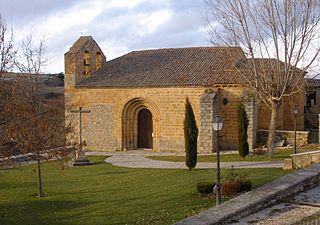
[267,103,279,158]
[37,157,43,197]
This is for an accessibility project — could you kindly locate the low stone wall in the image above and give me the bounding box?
[257,129,309,146]
[283,150,320,170]
[175,164,320,225]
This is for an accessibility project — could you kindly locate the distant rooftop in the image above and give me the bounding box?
[305,78,320,88]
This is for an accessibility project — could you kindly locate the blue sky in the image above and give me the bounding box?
[0,0,210,73]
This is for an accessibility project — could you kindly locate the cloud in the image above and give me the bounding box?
[0,0,210,73]
[0,0,84,27]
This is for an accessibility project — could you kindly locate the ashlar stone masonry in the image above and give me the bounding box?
[65,36,304,153]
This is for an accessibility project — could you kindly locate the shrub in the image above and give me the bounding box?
[184,97,198,171]
[222,166,252,196]
[237,103,249,159]
[197,182,215,195]
[240,179,252,192]
[223,166,244,183]
[222,182,241,196]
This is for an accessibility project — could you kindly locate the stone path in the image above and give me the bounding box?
[87,150,283,169]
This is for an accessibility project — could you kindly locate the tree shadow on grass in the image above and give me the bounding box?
[0,199,93,225]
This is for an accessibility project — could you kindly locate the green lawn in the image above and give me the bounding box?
[147,148,320,163]
[0,156,288,225]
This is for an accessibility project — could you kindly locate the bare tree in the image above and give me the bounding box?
[0,14,16,73]
[205,0,320,156]
[0,34,72,197]
[16,34,47,74]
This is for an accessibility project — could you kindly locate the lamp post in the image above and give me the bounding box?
[293,109,298,154]
[212,115,224,205]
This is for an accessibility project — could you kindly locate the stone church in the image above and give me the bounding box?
[65,36,304,153]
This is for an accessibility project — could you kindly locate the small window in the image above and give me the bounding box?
[84,51,90,66]
[83,51,91,76]
[306,91,316,108]
[83,69,91,76]
[96,52,102,69]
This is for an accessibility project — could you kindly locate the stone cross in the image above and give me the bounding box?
[70,106,91,161]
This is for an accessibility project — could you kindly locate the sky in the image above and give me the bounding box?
[0,0,210,73]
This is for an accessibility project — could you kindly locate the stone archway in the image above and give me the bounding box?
[121,98,159,151]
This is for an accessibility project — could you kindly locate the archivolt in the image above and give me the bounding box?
[121,98,160,150]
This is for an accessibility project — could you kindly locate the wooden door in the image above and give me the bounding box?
[138,109,153,148]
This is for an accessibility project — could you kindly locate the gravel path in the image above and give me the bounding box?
[86,150,283,169]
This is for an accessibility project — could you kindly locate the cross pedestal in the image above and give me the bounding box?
[70,106,92,166]
[73,151,92,166]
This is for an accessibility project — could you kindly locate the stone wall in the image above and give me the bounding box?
[66,86,205,152]
[242,91,257,150]
[257,91,305,131]
[284,150,320,170]
[199,90,217,153]
[65,85,247,152]
[83,105,118,151]
[257,129,309,146]
[218,88,249,150]
[198,88,257,153]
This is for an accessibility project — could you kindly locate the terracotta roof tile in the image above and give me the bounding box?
[77,47,247,88]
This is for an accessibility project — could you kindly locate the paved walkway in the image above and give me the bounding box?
[87,150,283,169]
[230,185,320,225]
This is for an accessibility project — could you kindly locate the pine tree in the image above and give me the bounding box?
[238,103,249,159]
[184,98,198,171]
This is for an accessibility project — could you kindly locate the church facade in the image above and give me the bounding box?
[65,36,304,153]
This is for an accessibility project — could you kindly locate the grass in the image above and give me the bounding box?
[0,156,289,225]
[147,147,320,163]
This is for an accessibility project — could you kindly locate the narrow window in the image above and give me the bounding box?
[83,51,91,76]
[96,52,102,70]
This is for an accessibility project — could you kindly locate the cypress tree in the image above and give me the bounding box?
[237,103,249,159]
[184,98,199,171]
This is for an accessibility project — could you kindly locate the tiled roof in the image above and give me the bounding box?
[237,58,305,74]
[305,78,320,88]
[77,47,247,88]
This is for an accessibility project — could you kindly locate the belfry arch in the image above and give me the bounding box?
[121,98,160,151]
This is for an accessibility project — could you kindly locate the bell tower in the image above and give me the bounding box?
[64,36,106,86]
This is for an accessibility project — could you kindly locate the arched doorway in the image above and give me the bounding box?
[138,109,153,148]
[121,98,159,151]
